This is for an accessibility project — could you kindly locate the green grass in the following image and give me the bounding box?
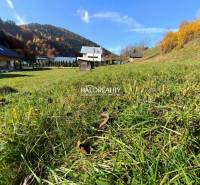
[0,60,200,184]
[0,68,81,92]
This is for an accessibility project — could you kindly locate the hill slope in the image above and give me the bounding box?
[0,19,111,57]
[134,39,200,64]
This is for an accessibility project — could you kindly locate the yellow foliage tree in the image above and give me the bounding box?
[160,18,200,54]
[160,32,178,54]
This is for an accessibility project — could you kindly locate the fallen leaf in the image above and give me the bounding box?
[99,110,109,130]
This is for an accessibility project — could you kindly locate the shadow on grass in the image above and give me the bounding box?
[22,68,52,72]
[0,73,32,79]
[0,86,18,94]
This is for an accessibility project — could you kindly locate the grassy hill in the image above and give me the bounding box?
[0,19,111,57]
[0,43,200,185]
[132,39,200,65]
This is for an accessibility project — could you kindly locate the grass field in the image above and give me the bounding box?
[0,47,200,184]
[0,68,81,92]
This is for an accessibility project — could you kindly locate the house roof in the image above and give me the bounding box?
[81,46,103,55]
[130,52,143,58]
[36,56,49,60]
[54,57,76,62]
[0,45,22,59]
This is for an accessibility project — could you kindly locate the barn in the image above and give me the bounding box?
[0,44,22,72]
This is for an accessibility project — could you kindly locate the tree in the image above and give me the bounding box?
[16,33,23,41]
[160,32,178,54]
[47,48,58,58]
[160,18,200,54]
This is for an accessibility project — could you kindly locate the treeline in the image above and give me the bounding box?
[160,19,200,53]
[24,60,78,69]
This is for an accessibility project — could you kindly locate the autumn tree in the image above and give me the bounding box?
[47,48,58,58]
[160,18,200,54]
[160,32,178,54]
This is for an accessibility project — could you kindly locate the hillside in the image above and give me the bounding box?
[0,30,24,49]
[128,18,200,64]
[0,19,111,57]
[139,39,200,63]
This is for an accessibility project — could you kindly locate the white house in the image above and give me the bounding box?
[77,46,103,70]
[77,46,103,62]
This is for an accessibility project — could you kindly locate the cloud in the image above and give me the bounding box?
[129,27,178,34]
[15,14,26,25]
[93,11,178,34]
[93,11,141,28]
[77,9,141,27]
[77,9,90,23]
[5,0,27,25]
[196,9,200,18]
[78,8,178,36]
[6,0,14,9]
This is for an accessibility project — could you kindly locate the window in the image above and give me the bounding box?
[88,56,98,58]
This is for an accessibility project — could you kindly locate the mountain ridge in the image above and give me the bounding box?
[0,19,111,58]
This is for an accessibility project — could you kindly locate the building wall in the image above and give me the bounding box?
[0,60,20,71]
[78,53,102,62]
[0,61,8,68]
[79,61,91,71]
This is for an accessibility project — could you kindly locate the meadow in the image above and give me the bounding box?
[0,52,200,184]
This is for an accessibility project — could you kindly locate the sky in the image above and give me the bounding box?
[1,0,200,54]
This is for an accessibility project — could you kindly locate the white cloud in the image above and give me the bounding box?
[93,11,141,28]
[5,0,27,25]
[91,11,178,34]
[129,27,178,34]
[196,9,200,18]
[15,14,26,25]
[77,9,90,23]
[77,9,141,27]
[6,0,14,9]
[78,8,178,36]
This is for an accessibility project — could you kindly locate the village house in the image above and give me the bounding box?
[128,46,148,62]
[77,46,103,70]
[0,44,22,72]
[128,52,144,62]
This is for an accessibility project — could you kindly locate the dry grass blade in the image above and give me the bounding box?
[20,175,34,185]
[161,126,182,136]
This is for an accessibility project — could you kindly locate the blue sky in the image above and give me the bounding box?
[1,0,200,53]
